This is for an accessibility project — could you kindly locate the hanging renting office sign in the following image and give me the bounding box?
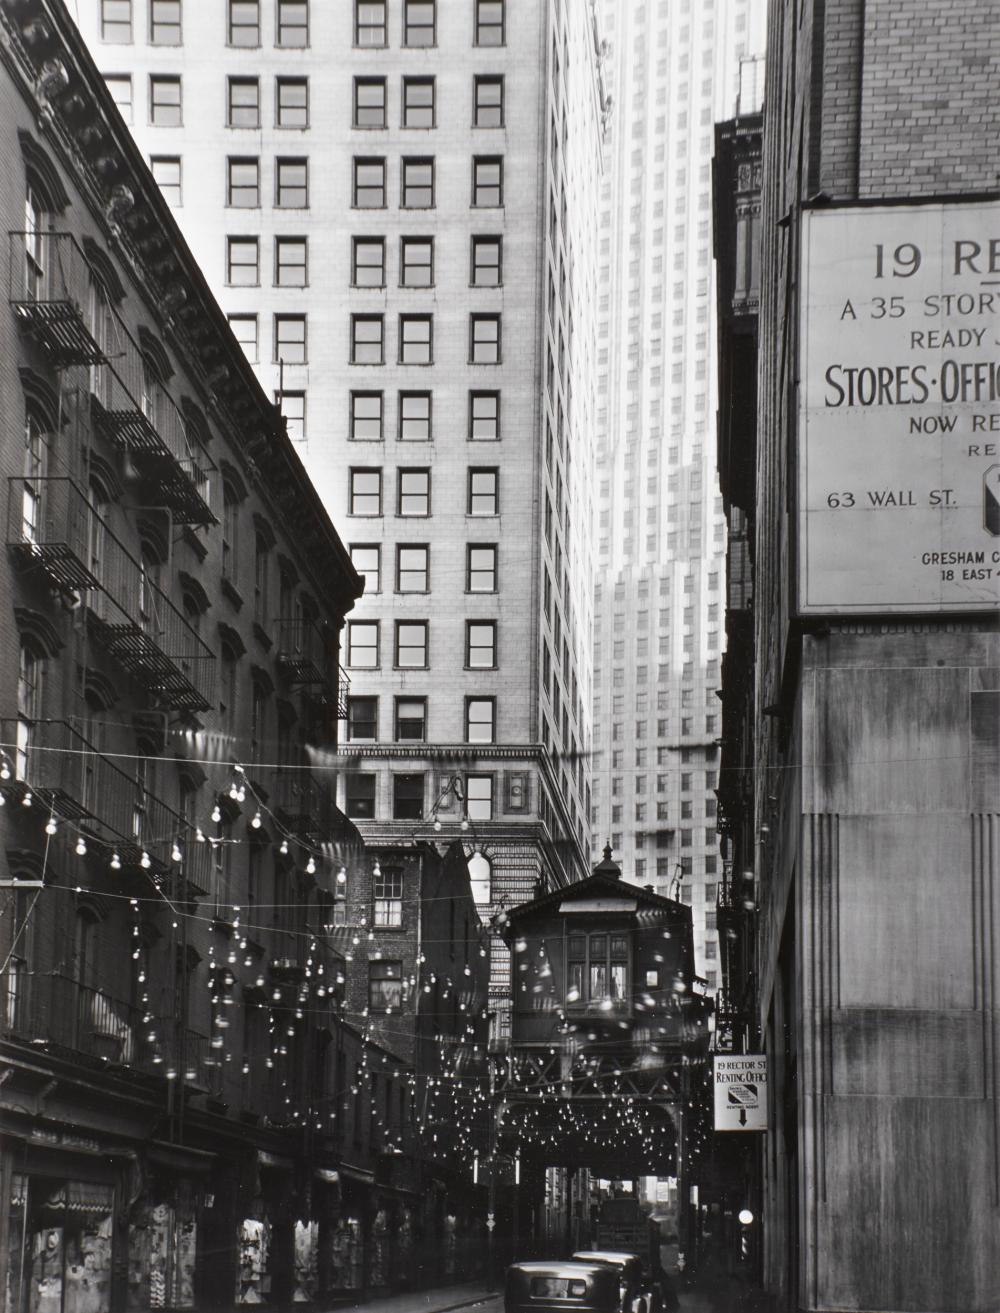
[798,200,1000,613]
[714,1054,767,1132]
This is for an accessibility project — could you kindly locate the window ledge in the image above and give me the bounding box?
[221,577,245,610]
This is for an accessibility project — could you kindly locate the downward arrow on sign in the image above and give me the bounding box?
[739,1108,748,1126]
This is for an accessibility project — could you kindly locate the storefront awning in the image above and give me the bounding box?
[339,1163,375,1185]
[314,1168,340,1185]
[257,1150,294,1171]
[148,1140,217,1175]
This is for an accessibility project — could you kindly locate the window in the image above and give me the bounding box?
[150,157,181,205]
[470,314,501,363]
[346,621,379,668]
[466,621,496,669]
[474,76,504,127]
[403,0,435,45]
[467,544,497,592]
[402,78,435,128]
[468,468,498,515]
[274,314,307,364]
[566,932,629,1006]
[397,468,430,516]
[395,697,426,741]
[472,156,503,206]
[399,392,431,441]
[393,774,424,819]
[276,157,308,207]
[275,237,307,286]
[353,157,386,207]
[350,392,383,440]
[395,621,428,668]
[471,237,502,286]
[346,771,376,817]
[351,315,384,364]
[150,75,181,125]
[349,468,382,515]
[399,315,432,364]
[396,544,429,591]
[221,477,241,582]
[150,0,181,43]
[104,74,133,121]
[354,78,387,128]
[227,237,259,285]
[475,0,504,45]
[227,156,259,206]
[466,697,495,743]
[101,0,132,42]
[369,960,403,1008]
[277,0,308,46]
[228,77,260,126]
[401,158,434,208]
[349,544,381,593]
[466,774,494,820]
[229,314,258,362]
[401,238,433,287]
[469,392,500,440]
[352,238,385,287]
[346,695,378,741]
[277,390,305,440]
[228,0,259,44]
[468,851,492,905]
[277,77,308,127]
[356,0,386,45]
[374,865,403,928]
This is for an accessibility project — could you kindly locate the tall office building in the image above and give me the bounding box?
[590,0,763,991]
[74,0,608,1035]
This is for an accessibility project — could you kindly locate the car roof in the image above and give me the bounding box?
[509,1260,613,1276]
[572,1251,642,1266]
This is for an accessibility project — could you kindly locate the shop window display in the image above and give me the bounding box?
[292,1220,318,1302]
[126,1186,197,1309]
[237,1219,270,1304]
[7,1177,114,1313]
[325,1216,363,1292]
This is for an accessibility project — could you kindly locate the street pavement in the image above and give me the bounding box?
[326,1269,770,1313]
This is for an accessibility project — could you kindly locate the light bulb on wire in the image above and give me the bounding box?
[75,836,87,856]
[45,814,57,836]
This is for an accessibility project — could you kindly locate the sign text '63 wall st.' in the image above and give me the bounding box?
[798,201,1000,613]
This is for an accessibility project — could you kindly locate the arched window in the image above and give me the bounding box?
[20,409,48,544]
[73,906,100,993]
[220,468,247,586]
[138,540,163,628]
[468,850,492,907]
[23,181,49,301]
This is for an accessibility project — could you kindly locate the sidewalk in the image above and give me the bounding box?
[333,1283,498,1313]
[677,1270,776,1313]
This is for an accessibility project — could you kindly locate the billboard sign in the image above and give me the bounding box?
[713,1054,767,1132]
[799,201,1000,613]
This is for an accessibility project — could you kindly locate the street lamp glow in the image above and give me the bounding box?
[738,1208,754,1226]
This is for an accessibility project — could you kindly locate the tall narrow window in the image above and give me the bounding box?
[396,545,429,591]
[466,621,496,669]
[274,314,307,364]
[395,622,428,669]
[349,468,382,515]
[349,544,381,593]
[401,158,434,208]
[469,391,500,440]
[402,78,435,128]
[398,392,431,441]
[277,390,305,440]
[276,158,308,208]
[350,315,384,364]
[149,75,182,125]
[471,236,502,286]
[150,0,181,43]
[468,468,498,515]
[228,0,259,45]
[465,775,494,820]
[395,698,426,741]
[229,314,258,362]
[374,866,403,928]
[276,0,308,46]
[275,237,307,286]
[104,74,133,121]
[346,696,378,741]
[346,621,379,668]
[352,238,385,287]
[228,77,260,126]
[466,544,497,592]
[350,392,383,440]
[472,156,502,206]
[355,1,387,46]
[466,698,495,743]
[473,76,504,127]
[475,0,504,46]
[227,157,259,207]
[470,314,501,363]
[403,0,435,45]
[400,238,433,287]
[397,469,430,516]
[150,157,181,205]
[226,236,259,285]
[354,78,387,129]
[399,315,432,365]
[276,77,309,127]
[392,774,424,819]
[101,0,132,42]
[353,157,386,207]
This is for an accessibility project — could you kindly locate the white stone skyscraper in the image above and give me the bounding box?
[74,0,608,1037]
[591,0,764,992]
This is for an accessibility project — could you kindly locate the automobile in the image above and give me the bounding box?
[504,1259,625,1313]
[571,1250,659,1313]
